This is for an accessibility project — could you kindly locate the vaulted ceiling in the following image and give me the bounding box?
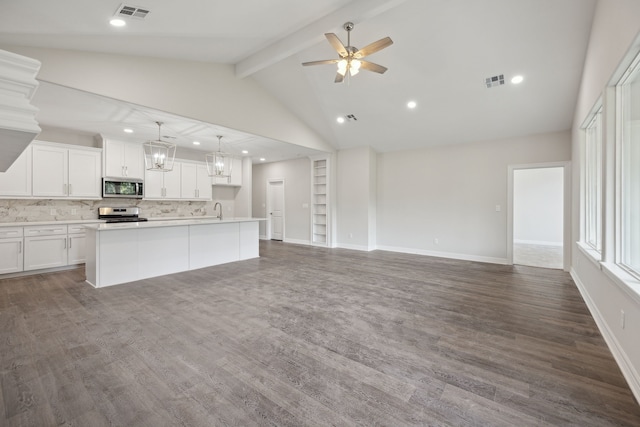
[0,0,597,159]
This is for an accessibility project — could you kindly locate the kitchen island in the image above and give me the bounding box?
[84,217,264,287]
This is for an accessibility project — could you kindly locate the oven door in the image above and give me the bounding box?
[103,179,144,198]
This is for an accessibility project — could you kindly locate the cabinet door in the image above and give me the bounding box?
[68,234,86,264]
[144,168,165,198]
[213,157,242,186]
[163,166,181,199]
[32,145,68,197]
[0,145,31,197]
[0,238,23,274]
[124,142,144,179]
[196,163,212,200]
[180,162,198,199]
[24,235,67,271]
[104,139,126,178]
[68,149,101,198]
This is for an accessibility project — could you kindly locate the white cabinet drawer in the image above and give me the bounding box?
[68,224,88,234]
[0,227,23,238]
[24,225,68,237]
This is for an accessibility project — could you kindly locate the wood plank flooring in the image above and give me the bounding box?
[1,240,639,426]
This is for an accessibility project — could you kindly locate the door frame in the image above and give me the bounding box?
[507,161,571,271]
[266,178,285,241]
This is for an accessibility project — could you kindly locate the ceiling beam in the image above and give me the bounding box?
[234,0,409,79]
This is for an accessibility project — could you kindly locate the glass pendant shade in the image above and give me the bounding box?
[206,135,233,180]
[143,121,176,172]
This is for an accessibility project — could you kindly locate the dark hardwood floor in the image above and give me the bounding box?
[1,240,639,426]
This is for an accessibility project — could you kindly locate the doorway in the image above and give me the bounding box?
[267,179,284,241]
[508,163,570,270]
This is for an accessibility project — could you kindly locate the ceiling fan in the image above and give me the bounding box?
[302,22,393,83]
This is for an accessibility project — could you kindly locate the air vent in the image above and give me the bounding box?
[346,114,358,122]
[115,4,150,20]
[485,74,504,88]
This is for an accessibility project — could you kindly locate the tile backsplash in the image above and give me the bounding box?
[0,199,230,223]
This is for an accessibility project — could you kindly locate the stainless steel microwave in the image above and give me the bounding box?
[102,178,144,199]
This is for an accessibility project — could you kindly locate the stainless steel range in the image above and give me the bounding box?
[98,207,148,223]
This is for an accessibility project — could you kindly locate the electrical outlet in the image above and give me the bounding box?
[71,208,77,215]
[621,309,625,329]
[349,233,353,239]
[495,205,501,212]
[434,238,439,244]
[50,208,56,215]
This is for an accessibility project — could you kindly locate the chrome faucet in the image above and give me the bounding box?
[214,202,223,220]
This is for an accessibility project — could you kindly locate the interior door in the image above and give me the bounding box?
[268,180,284,241]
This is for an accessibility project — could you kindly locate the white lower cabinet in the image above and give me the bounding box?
[24,225,68,271]
[67,224,87,265]
[0,227,24,274]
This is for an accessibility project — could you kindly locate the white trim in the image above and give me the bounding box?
[570,268,640,404]
[576,241,603,269]
[284,238,311,246]
[266,178,285,241]
[337,243,374,252]
[376,245,508,265]
[600,262,640,306]
[507,162,571,271]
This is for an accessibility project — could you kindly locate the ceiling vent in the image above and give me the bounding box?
[346,114,358,122]
[485,74,504,88]
[115,4,150,20]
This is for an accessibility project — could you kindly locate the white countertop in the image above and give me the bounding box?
[84,217,266,231]
[0,219,105,228]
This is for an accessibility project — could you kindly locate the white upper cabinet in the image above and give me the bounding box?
[68,149,102,198]
[103,139,144,179]
[144,163,181,199]
[0,145,32,197]
[31,142,102,199]
[213,157,242,186]
[32,144,67,197]
[181,162,212,200]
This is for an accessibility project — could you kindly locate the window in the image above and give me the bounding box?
[584,107,602,252]
[617,53,640,276]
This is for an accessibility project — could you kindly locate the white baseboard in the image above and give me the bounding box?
[514,239,563,246]
[337,243,375,251]
[283,238,311,246]
[570,268,640,404]
[375,245,508,265]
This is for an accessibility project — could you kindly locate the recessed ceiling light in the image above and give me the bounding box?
[260,158,266,162]
[192,141,200,145]
[110,18,126,27]
[336,117,345,124]
[407,101,417,109]
[123,128,133,133]
[242,150,249,154]
[511,75,524,84]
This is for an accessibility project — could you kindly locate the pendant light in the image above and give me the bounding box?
[206,135,232,181]
[143,121,176,172]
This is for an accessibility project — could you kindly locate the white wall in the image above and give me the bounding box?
[252,158,311,243]
[513,167,563,245]
[0,45,334,154]
[336,147,377,250]
[570,0,640,401]
[376,131,571,263]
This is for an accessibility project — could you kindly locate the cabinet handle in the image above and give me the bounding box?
[64,238,67,249]
[69,184,72,195]
[18,241,22,253]
[69,237,72,249]
[125,165,128,176]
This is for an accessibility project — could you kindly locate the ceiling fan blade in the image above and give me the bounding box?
[354,37,393,59]
[334,72,345,83]
[360,60,388,74]
[302,59,340,67]
[325,33,348,57]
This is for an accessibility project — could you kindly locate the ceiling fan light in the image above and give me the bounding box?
[337,59,348,76]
